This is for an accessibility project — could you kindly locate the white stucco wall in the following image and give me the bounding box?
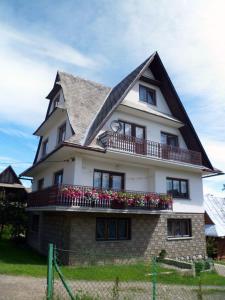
[121,80,172,116]
[37,115,73,161]
[100,110,187,148]
[32,159,75,191]
[154,167,204,213]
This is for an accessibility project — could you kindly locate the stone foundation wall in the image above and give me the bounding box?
[27,211,206,263]
[68,212,206,263]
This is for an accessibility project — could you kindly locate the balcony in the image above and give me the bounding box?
[27,184,173,212]
[99,131,202,166]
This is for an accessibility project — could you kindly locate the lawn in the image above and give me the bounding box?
[1,237,225,286]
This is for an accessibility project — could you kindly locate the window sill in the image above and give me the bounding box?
[173,198,191,201]
[167,237,192,241]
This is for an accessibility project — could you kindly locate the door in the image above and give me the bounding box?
[119,121,146,154]
[135,126,146,154]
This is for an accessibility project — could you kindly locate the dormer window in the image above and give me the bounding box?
[41,139,48,157]
[139,84,156,105]
[57,122,66,144]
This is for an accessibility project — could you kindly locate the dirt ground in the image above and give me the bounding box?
[0,275,46,300]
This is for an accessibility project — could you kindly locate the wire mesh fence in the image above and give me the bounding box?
[47,244,225,300]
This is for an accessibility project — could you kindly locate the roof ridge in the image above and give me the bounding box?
[57,71,111,90]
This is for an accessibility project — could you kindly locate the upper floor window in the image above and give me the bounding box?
[37,178,44,191]
[52,94,60,110]
[167,219,192,238]
[54,170,64,185]
[167,177,189,199]
[161,132,178,147]
[96,218,131,241]
[41,139,48,157]
[139,84,156,105]
[118,121,145,140]
[93,170,124,190]
[57,122,66,144]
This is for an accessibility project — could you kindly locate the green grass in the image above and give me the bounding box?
[1,237,225,286]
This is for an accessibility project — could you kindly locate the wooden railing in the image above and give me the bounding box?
[28,184,173,211]
[99,131,202,166]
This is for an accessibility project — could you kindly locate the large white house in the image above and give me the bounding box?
[22,52,220,262]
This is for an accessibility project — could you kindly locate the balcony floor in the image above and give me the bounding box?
[26,205,172,214]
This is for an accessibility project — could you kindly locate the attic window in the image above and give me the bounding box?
[53,94,60,110]
[139,84,156,105]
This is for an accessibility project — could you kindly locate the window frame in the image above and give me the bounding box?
[57,122,66,145]
[161,132,179,147]
[37,178,44,191]
[96,217,131,241]
[167,219,192,238]
[93,169,125,190]
[41,139,48,157]
[53,169,64,185]
[139,84,156,105]
[52,93,60,110]
[166,177,189,199]
[118,120,146,140]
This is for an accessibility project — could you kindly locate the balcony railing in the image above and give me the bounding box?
[99,131,202,166]
[28,184,173,211]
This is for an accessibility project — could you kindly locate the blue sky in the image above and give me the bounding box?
[0,0,224,195]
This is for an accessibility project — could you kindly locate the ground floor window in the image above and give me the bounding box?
[31,214,40,233]
[93,170,124,190]
[167,219,191,238]
[96,218,131,241]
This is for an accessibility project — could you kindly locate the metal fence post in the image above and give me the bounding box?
[152,256,157,300]
[47,243,54,300]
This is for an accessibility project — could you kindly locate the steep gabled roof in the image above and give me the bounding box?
[57,72,111,144]
[84,52,213,169]
[204,194,225,237]
[0,166,24,188]
[85,53,156,145]
[33,72,111,164]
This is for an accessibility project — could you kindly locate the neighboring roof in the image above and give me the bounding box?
[0,166,25,189]
[204,194,225,237]
[57,72,111,144]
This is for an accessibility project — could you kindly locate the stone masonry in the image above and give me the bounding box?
[27,211,206,264]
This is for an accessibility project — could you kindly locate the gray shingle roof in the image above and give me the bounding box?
[57,72,111,144]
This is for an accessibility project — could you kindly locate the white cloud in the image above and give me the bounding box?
[0,127,33,139]
[0,23,103,128]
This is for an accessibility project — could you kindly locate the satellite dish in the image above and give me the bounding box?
[110,120,122,132]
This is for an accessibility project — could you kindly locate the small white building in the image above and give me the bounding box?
[21,52,221,263]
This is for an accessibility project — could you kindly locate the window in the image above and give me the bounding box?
[54,170,63,185]
[139,84,156,105]
[41,139,48,157]
[118,121,145,140]
[57,122,66,144]
[161,132,178,147]
[167,178,189,199]
[167,219,191,238]
[52,94,60,110]
[37,178,44,190]
[96,218,131,241]
[31,215,40,233]
[93,170,124,190]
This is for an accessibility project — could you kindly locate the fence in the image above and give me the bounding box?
[46,244,225,300]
